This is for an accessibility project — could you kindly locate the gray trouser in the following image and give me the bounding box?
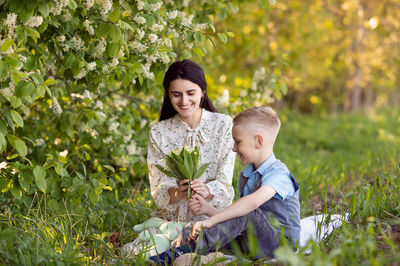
[181,208,280,260]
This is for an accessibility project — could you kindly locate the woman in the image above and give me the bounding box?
[148,59,235,222]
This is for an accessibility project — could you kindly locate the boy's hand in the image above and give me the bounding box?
[190,179,213,200]
[176,179,189,199]
[189,220,213,241]
[188,194,211,216]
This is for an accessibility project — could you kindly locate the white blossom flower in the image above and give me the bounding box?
[59,150,68,157]
[181,14,193,27]
[70,36,85,52]
[5,13,17,28]
[136,0,145,10]
[74,68,87,80]
[1,88,13,97]
[101,0,113,20]
[109,122,120,132]
[136,28,145,40]
[126,141,139,155]
[103,136,113,144]
[251,81,257,91]
[162,38,172,47]
[0,162,7,170]
[194,23,208,32]
[124,134,132,143]
[253,67,266,83]
[35,138,45,146]
[57,35,66,42]
[217,89,230,106]
[83,90,93,99]
[167,10,178,20]
[54,138,62,145]
[110,58,119,67]
[93,38,106,58]
[51,97,63,116]
[96,111,106,121]
[83,20,94,35]
[149,2,162,12]
[134,15,146,24]
[151,23,164,32]
[94,100,103,110]
[141,63,154,79]
[51,0,69,15]
[240,90,248,97]
[88,62,97,71]
[160,52,170,64]
[85,0,95,10]
[24,16,43,27]
[130,41,147,52]
[186,42,193,49]
[148,34,158,43]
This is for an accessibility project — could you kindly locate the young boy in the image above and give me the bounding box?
[151,107,300,263]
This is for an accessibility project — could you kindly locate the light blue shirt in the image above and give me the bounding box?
[241,154,295,200]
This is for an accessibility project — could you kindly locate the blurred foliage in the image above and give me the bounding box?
[200,0,400,113]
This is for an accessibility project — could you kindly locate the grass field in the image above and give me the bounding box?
[1,107,399,265]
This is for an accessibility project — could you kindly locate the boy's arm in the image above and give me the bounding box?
[190,185,276,240]
[208,185,276,226]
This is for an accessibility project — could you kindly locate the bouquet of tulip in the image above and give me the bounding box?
[155,146,209,200]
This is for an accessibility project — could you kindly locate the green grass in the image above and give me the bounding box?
[1,107,399,265]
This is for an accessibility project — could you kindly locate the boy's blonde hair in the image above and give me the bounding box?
[233,106,281,140]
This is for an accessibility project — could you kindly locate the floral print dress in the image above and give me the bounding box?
[147,109,235,222]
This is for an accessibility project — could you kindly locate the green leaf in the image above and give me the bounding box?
[48,199,59,212]
[38,2,50,17]
[0,120,7,136]
[95,23,110,38]
[10,110,24,128]
[68,0,77,10]
[193,163,210,180]
[44,77,56,86]
[182,49,192,59]
[107,42,120,57]
[109,26,122,42]
[10,186,22,199]
[226,31,235,38]
[1,39,13,53]
[109,8,120,23]
[217,33,228,44]
[193,47,205,57]
[33,166,47,192]
[15,139,27,157]
[30,73,44,85]
[155,164,177,178]
[194,32,205,43]
[55,163,69,177]
[103,165,115,173]
[0,134,6,153]
[89,189,99,205]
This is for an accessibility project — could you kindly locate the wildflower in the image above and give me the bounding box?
[126,142,138,155]
[217,89,230,106]
[136,28,145,40]
[5,13,17,28]
[124,134,132,143]
[253,67,266,83]
[24,16,43,27]
[93,38,106,58]
[59,150,68,157]
[71,36,85,52]
[160,53,170,64]
[109,122,120,132]
[88,62,97,71]
[167,10,178,20]
[110,58,119,67]
[134,15,146,24]
[51,0,69,15]
[136,0,145,10]
[83,20,95,35]
[103,136,113,144]
[51,97,63,116]
[181,14,193,27]
[74,68,87,80]
[101,0,113,20]
[130,41,147,52]
[96,111,106,121]
[194,23,208,32]
[85,0,95,9]
[35,138,45,146]
[149,2,162,12]
[148,34,158,43]
[151,23,164,32]
[0,162,7,171]
[0,88,12,97]
[83,90,92,100]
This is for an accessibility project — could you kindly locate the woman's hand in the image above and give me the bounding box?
[188,194,211,216]
[168,179,189,204]
[189,220,213,241]
[190,179,213,201]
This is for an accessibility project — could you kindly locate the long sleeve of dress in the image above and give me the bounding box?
[147,128,179,213]
[205,119,235,210]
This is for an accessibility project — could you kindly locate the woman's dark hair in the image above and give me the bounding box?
[160,59,217,121]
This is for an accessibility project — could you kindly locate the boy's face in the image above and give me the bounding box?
[232,124,258,165]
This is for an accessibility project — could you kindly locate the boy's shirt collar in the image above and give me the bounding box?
[243,154,277,178]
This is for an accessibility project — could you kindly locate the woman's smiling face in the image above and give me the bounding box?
[168,79,204,122]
